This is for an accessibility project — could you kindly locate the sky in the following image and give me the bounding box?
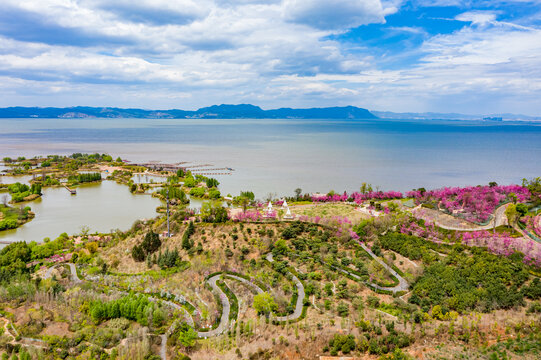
[0,0,540,115]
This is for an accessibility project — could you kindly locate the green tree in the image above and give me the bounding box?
[182,222,195,250]
[132,245,145,262]
[178,322,197,349]
[516,203,528,217]
[253,292,277,315]
[505,204,518,228]
[205,178,219,188]
[272,239,288,256]
[141,231,161,255]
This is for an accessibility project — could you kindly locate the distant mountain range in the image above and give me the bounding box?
[0,105,538,121]
[0,104,377,119]
[372,111,541,121]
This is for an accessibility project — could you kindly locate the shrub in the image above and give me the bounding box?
[337,303,349,317]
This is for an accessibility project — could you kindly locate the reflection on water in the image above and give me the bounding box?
[0,180,161,244]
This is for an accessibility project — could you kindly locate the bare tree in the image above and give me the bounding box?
[265,192,277,202]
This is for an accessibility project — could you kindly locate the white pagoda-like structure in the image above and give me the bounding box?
[264,201,274,218]
[283,207,294,220]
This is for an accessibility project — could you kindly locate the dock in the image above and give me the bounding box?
[191,168,234,172]
[130,162,235,175]
[63,184,77,195]
[191,172,232,176]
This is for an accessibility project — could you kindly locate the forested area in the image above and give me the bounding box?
[89,294,167,327]
[409,247,540,313]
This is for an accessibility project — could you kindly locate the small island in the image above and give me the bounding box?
[0,203,34,231]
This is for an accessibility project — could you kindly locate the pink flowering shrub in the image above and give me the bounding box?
[461,230,541,267]
[521,214,541,239]
[311,191,403,203]
[351,191,403,203]
[401,216,541,267]
[407,184,530,224]
[400,220,451,244]
[232,210,262,222]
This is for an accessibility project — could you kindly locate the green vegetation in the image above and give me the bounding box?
[157,186,189,204]
[189,187,205,198]
[7,182,41,203]
[89,294,166,327]
[253,292,277,315]
[379,233,440,264]
[182,221,195,250]
[68,172,102,184]
[199,202,228,223]
[149,248,181,269]
[132,231,161,262]
[409,248,533,313]
[0,204,33,231]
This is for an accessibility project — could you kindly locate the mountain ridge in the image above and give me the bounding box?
[0,104,377,119]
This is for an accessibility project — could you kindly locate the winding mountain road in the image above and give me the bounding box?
[44,263,81,283]
[357,241,409,292]
[197,274,230,338]
[413,203,510,232]
[266,253,306,322]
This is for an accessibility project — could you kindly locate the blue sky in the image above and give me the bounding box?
[0,0,540,115]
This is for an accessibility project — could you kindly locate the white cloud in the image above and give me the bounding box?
[456,10,497,25]
[0,0,539,115]
[283,0,385,30]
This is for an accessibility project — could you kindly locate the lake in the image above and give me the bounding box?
[1,117,540,243]
[0,180,161,244]
[1,117,540,196]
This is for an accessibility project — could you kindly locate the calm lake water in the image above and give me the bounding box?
[1,117,540,243]
[0,180,161,244]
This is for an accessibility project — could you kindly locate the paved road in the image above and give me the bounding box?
[265,253,305,322]
[225,274,264,294]
[159,334,167,360]
[357,241,409,293]
[43,263,81,283]
[1,318,48,349]
[197,274,230,338]
[414,203,510,232]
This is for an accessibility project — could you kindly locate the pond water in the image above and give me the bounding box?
[0,180,162,245]
[0,174,34,185]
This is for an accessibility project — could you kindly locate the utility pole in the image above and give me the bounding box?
[166,188,171,237]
